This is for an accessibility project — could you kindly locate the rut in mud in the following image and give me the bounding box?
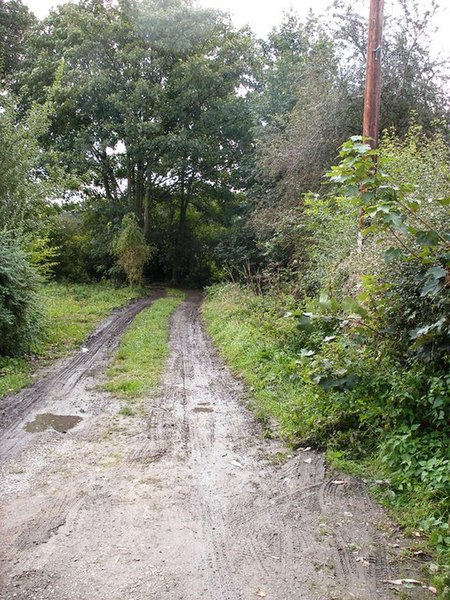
[0,292,424,600]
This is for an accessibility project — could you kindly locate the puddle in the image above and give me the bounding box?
[24,413,83,434]
[193,406,213,413]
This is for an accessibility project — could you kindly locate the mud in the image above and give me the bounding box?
[0,291,427,599]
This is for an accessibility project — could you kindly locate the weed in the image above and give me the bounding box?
[106,292,185,409]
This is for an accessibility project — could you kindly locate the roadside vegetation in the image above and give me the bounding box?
[0,282,143,398]
[204,126,450,596]
[106,289,185,416]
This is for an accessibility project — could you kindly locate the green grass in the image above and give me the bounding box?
[105,289,185,415]
[0,357,31,397]
[0,281,144,398]
[202,283,311,442]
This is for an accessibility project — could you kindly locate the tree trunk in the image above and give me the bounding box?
[135,161,144,222]
[144,187,151,240]
[172,173,193,284]
[127,157,134,212]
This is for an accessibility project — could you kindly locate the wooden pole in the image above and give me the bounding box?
[363,0,384,149]
[358,0,384,250]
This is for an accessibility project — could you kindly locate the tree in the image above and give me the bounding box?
[0,0,36,84]
[17,0,255,282]
[331,0,450,133]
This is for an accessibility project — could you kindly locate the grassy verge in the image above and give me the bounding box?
[0,282,144,398]
[105,288,185,416]
[203,283,449,597]
[202,283,311,442]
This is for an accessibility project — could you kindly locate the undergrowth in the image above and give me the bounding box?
[105,288,185,416]
[203,283,450,596]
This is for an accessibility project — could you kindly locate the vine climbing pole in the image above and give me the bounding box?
[359,0,385,250]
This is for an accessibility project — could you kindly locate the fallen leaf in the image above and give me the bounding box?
[255,589,266,597]
[384,579,423,586]
[428,587,437,595]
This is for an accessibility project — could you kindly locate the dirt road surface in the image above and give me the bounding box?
[0,292,423,600]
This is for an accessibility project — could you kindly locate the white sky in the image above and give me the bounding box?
[22,0,450,56]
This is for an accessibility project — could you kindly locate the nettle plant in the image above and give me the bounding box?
[325,136,450,361]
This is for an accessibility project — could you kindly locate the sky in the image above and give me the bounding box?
[22,0,450,57]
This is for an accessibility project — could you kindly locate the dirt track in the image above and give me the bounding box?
[0,292,423,599]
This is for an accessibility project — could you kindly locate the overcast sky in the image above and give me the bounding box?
[22,0,450,56]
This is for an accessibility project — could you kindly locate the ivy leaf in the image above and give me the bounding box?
[414,230,440,247]
[421,266,447,297]
[426,266,447,279]
[385,248,404,263]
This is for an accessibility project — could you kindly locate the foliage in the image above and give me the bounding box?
[244,1,449,278]
[0,234,43,356]
[204,124,450,592]
[204,282,450,593]
[17,0,254,283]
[326,135,450,361]
[113,214,154,286]
[331,0,449,133]
[0,0,36,83]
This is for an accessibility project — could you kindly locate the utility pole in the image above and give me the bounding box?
[359,0,384,250]
[363,0,384,149]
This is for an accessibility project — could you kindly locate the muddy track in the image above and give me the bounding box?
[0,292,425,599]
[0,292,163,461]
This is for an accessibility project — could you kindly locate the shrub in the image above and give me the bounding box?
[0,235,43,356]
[113,214,154,286]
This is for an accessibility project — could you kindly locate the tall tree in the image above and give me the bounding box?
[17,0,254,282]
[0,0,36,84]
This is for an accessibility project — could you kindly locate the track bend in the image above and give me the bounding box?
[0,291,423,600]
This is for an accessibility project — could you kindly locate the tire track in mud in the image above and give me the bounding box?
[161,293,402,599]
[144,292,394,600]
[0,291,424,600]
[0,291,162,461]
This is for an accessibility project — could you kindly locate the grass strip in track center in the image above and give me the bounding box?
[105,288,185,416]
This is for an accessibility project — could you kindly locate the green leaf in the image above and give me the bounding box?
[414,230,441,247]
[297,313,313,328]
[342,296,368,318]
[426,266,447,279]
[385,248,404,263]
[382,212,408,233]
